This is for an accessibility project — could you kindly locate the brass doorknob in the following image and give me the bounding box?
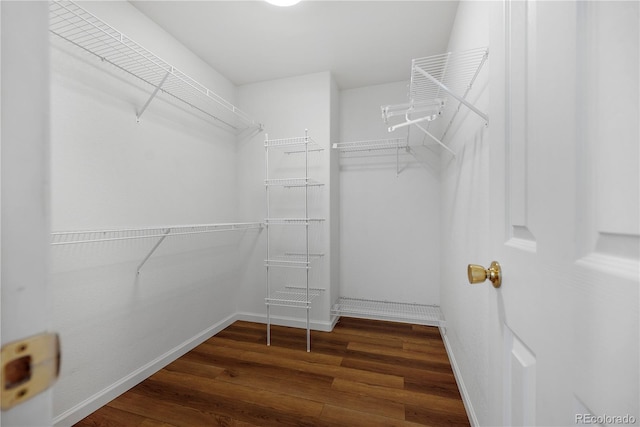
[467,261,502,288]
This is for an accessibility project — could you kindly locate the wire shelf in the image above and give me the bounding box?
[264,135,319,148]
[266,287,324,308]
[264,178,324,187]
[264,218,325,225]
[381,47,488,156]
[51,222,263,246]
[331,297,444,327]
[264,253,323,269]
[409,47,488,106]
[49,0,261,133]
[332,138,409,153]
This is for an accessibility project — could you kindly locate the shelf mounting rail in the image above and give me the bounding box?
[49,0,262,133]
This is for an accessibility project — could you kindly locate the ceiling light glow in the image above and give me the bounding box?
[265,0,301,6]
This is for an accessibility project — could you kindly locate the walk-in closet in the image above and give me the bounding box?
[1,1,638,426]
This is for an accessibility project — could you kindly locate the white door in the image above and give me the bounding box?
[1,2,55,426]
[488,1,639,425]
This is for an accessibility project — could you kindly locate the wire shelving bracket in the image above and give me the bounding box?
[49,0,263,133]
[382,47,489,156]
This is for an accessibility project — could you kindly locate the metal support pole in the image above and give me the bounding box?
[307,307,311,352]
[265,133,271,346]
[304,129,311,352]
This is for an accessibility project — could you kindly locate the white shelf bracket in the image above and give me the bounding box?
[415,122,456,157]
[136,69,171,123]
[136,228,171,274]
[414,65,489,123]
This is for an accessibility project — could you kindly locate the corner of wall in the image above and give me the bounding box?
[329,74,341,308]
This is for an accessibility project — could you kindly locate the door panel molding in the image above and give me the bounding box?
[503,325,537,427]
[505,0,537,251]
[575,0,639,272]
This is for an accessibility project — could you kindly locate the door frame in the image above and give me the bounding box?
[1,2,54,425]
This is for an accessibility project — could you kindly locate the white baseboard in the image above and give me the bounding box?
[440,326,479,427]
[53,313,239,427]
[235,311,335,332]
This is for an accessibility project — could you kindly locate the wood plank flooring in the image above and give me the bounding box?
[75,318,470,426]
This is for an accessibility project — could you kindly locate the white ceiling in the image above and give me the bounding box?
[130,1,459,90]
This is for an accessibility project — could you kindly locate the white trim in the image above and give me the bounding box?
[53,313,238,427]
[235,311,335,333]
[440,326,479,427]
[328,314,340,330]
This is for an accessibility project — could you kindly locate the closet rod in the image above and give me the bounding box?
[388,114,435,132]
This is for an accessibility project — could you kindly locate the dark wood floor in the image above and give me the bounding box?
[75,318,469,426]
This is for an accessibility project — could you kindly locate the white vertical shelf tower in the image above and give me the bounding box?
[264,130,324,352]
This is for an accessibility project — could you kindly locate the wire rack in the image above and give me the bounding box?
[264,253,323,269]
[51,222,263,246]
[263,135,324,155]
[52,222,263,274]
[264,218,325,225]
[332,138,411,176]
[264,135,316,148]
[264,178,324,187]
[331,297,444,327]
[265,130,325,352]
[266,287,324,308]
[49,0,261,132]
[382,47,488,156]
[409,47,488,107]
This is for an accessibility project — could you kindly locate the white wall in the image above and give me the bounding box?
[438,2,492,426]
[49,2,254,424]
[338,81,441,305]
[235,71,337,331]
